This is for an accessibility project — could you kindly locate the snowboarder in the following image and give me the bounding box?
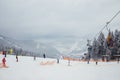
[2,57,6,67]
[43,53,46,58]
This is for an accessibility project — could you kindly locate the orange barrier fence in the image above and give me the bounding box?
[63,57,80,61]
[63,56,119,62]
[40,61,56,65]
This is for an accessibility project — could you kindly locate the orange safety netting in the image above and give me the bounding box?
[63,57,80,61]
[40,61,56,65]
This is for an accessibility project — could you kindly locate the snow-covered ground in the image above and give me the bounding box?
[0,54,120,80]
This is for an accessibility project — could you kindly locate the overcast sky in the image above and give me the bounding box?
[0,0,120,40]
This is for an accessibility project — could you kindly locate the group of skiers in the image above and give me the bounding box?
[0,50,19,68]
[34,53,46,61]
[1,52,48,68]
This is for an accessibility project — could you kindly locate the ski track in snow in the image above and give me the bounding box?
[0,55,120,80]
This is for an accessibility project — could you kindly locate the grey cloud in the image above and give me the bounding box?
[0,0,120,40]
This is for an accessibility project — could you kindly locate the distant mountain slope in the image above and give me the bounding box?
[0,35,60,58]
[0,34,21,48]
[19,40,61,58]
[52,39,88,55]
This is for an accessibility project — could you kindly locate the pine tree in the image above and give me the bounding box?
[91,38,99,60]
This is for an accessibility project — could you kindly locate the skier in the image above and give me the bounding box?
[2,51,5,55]
[68,59,70,66]
[16,55,18,62]
[87,60,89,64]
[96,61,98,65]
[34,56,36,60]
[43,53,46,58]
[2,57,6,67]
[5,52,6,57]
[57,58,59,64]
[3,51,6,57]
[87,54,90,64]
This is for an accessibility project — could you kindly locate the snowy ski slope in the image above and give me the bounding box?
[0,54,120,80]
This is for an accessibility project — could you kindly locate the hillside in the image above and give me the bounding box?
[0,35,60,58]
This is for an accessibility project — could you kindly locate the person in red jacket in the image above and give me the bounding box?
[2,57,6,67]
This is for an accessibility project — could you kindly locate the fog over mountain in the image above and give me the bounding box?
[0,34,91,58]
[0,35,61,58]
